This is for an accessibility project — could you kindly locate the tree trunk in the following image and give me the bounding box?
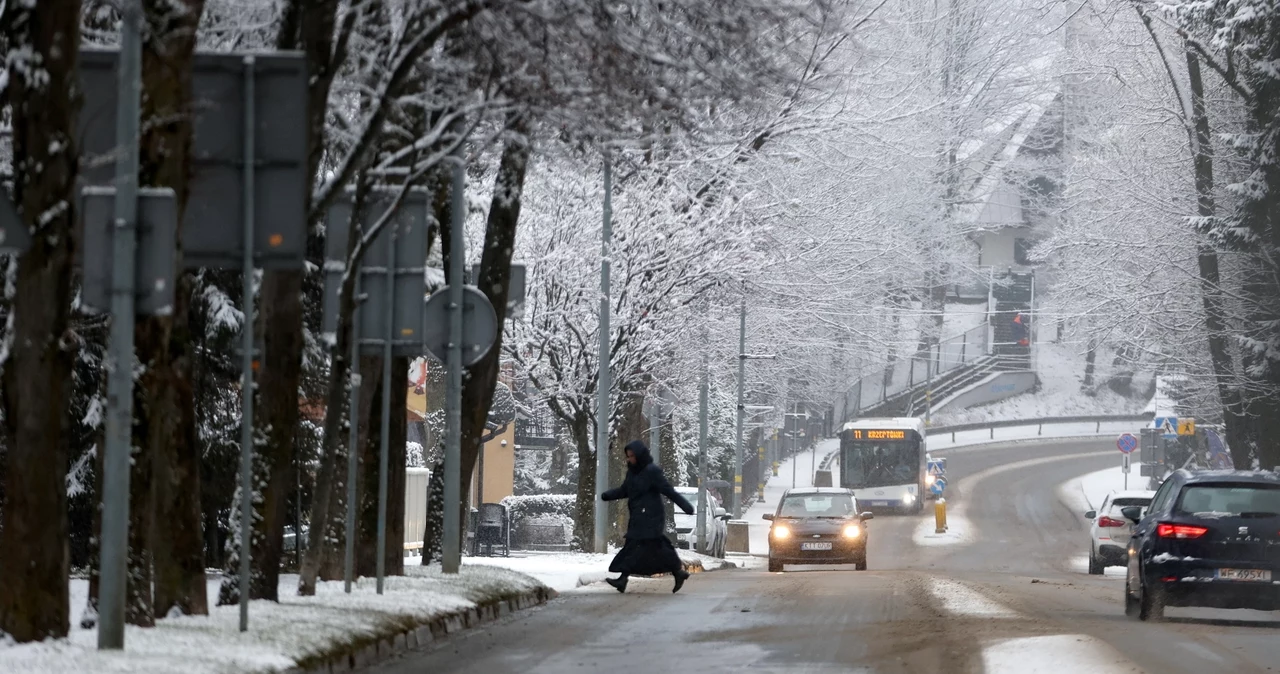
[386,357,408,576]
[0,1,82,642]
[355,355,383,577]
[139,0,209,619]
[570,410,596,552]
[452,114,531,555]
[256,0,344,596]
[1082,332,1098,391]
[297,183,369,595]
[1182,47,1254,468]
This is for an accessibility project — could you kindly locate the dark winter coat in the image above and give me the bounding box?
[601,441,694,540]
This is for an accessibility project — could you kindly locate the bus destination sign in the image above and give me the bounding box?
[850,429,907,440]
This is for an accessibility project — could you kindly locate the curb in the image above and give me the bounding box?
[285,585,557,673]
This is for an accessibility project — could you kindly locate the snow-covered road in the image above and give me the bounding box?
[364,437,1280,674]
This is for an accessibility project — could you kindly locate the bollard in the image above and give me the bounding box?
[772,461,779,477]
[934,498,948,534]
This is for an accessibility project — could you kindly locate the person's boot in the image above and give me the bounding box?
[673,569,690,594]
[606,575,628,593]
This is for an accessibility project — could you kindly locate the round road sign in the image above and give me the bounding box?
[422,285,498,366]
[1117,433,1138,454]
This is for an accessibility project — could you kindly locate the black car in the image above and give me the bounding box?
[764,487,873,573]
[1123,469,1280,620]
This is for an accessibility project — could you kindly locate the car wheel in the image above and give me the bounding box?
[1088,547,1104,575]
[768,558,783,573]
[1124,576,1140,618]
[1137,568,1164,621]
[855,557,867,571]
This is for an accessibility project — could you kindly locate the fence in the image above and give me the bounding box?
[925,414,1155,450]
[837,324,989,422]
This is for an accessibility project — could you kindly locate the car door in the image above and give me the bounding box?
[1129,478,1177,585]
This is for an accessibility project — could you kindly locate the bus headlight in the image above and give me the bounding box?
[842,524,861,539]
[772,525,790,540]
[902,492,915,505]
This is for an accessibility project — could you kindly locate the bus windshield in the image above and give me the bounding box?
[844,442,919,488]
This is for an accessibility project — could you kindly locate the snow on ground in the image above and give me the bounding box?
[463,549,735,593]
[1058,465,1147,515]
[931,341,1152,426]
[981,635,1136,673]
[742,439,837,557]
[1,568,546,673]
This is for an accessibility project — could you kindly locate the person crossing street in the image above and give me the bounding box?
[600,440,696,593]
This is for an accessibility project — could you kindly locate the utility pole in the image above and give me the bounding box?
[594,155,612,554]
[733,292,746,518]
[442,158,465,574]
[697,349,709,555]
[98,0,142,650]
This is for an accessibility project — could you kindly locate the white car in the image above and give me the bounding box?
[1085,489,1155,574]
[673,487,728,558]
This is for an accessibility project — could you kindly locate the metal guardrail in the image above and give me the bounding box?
[927,413,1155,444]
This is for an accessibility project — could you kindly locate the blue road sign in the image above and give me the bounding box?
[1117,433,1138,454]
[1154,416,1177,438]
[930,476,947,496]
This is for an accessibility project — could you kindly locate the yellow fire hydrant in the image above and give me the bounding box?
[934,498,948,534]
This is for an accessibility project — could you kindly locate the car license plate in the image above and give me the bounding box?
[800,542,832,551]
[869,501,887,507]
[1216,568,1271,582]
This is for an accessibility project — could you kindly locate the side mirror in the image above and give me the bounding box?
[714,507,727,519]
[762,513,775,521]
[1120,506,1143,523]
[859,512,874,521]
[1084,510,1097,520]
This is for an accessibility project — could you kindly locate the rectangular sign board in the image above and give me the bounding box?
[77,48,308,269]
[78,187,177,315]
[322,189,430,357]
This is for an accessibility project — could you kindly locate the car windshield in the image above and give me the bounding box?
[778,493,856,518]
[844,443,918,488]
[1174,484,1280,517]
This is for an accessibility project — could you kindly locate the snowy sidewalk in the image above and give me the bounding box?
[0,568,551,673]
[742,438,840,557]
[464,547,736,593]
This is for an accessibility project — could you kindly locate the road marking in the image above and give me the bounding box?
[981,634,1138,673]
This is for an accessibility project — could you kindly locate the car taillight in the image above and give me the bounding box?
[1097,516,1127,528]
[1157,523,1208,539]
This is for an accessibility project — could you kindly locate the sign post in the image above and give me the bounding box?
[1118,433,1137,490]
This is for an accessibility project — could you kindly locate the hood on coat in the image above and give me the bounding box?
[624,440,653,474]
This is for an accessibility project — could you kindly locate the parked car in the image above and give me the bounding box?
[1124,469,1280,620]
[764,487,873,573]
[673,487,729,558]
[1085,489,1155,574]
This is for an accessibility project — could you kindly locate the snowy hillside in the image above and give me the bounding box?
[930,341,1153,425]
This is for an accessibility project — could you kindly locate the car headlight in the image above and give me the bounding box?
[772,525,790,540]
[842,524,861,539]
[903,492,915,504]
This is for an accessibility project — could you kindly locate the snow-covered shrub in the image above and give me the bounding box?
[500,494,575,525]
